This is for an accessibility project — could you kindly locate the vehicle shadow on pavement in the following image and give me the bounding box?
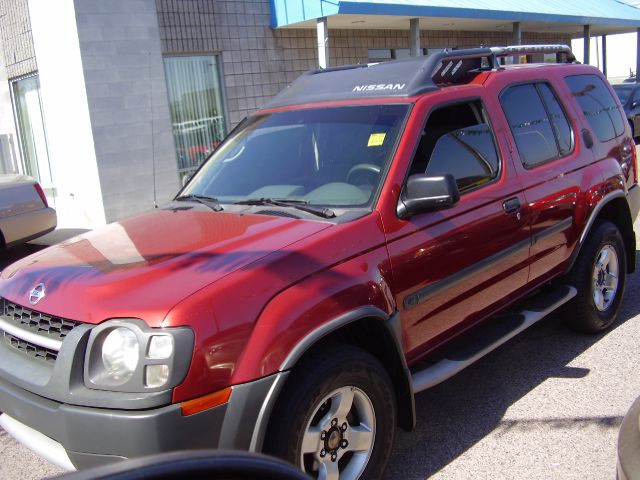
[0,244,45,271]
[384,250,640,479]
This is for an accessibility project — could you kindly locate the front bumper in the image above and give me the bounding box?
[0,372,286,470]
[617,396,640,480]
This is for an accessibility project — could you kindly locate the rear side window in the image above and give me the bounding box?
[538,84,573,155]
[565,74,625,142]
[500,83,573,167]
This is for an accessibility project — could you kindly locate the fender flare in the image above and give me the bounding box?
[565,190,633,274]
[247,306,415,452]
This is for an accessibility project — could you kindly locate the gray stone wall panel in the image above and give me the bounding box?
[75,0,179,222]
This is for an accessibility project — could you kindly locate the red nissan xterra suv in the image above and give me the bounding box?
[0,45,638,480]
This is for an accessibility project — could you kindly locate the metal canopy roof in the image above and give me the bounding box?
[271,0,640,35]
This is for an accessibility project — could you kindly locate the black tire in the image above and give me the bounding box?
[264,344,396,480]
[564,221,627,333]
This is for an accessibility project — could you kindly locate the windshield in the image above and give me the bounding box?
[180,104,409,210]
[613,86,634,104]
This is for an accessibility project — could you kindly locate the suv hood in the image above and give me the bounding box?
[0,207,331,326]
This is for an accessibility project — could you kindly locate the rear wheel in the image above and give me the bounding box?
[265,345,396,480]
[565,221,626,333]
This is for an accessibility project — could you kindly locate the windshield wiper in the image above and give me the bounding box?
[175,194,223,212]
[234,198,336,219]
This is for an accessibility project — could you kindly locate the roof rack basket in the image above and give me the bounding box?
[429,44,577,86]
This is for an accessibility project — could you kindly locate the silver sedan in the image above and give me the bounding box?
[0,174,56,249]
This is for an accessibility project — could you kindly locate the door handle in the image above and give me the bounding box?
[503,197,521,214]
[582,129,594,149]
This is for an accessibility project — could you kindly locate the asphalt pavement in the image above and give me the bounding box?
[2,223,640,479]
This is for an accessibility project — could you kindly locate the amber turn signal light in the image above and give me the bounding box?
[180,387,232,416]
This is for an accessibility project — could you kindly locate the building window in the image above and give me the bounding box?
[11,74,52,185]
[368,48,445,62]
[163,55,227,182]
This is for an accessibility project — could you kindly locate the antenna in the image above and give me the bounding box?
[147,50,158,208]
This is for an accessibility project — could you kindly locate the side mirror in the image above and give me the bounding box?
[397,173,460,219]
[182,172,193,187]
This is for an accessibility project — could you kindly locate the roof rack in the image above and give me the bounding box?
[430,44,576,85]
[263,45,578,109]
[490,44,576,62]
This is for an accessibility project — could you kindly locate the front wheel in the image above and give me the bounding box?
[264,345,396,480]
[565,221,627,333]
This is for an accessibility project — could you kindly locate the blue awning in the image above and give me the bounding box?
[271,0,640,30]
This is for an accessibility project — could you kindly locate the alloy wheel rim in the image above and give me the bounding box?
[299,386,376,480]
[592,244,619,312]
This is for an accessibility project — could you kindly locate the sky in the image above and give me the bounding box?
[566,0,637,82]
[571,34,637,82]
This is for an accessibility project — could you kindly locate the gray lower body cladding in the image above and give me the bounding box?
[0,373,283,470]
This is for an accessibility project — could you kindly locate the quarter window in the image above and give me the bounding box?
[565,74,625,142]
[410,101,500,193]
[500,83,573,167]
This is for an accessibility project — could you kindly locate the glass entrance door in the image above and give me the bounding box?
[11,74,54,203]
[163,55,227,184]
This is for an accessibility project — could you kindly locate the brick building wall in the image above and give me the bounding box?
[155,0,573,126]
[156,0,315,125]
[0,0,37,78]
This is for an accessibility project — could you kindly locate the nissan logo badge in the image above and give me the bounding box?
[29,283,46,305]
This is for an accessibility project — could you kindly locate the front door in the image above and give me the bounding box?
[384,92,532,363]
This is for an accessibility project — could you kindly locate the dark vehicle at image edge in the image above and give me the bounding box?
[0,45,639,480]
[613,83,640,139]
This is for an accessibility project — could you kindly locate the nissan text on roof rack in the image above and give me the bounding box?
[0,45,638,480]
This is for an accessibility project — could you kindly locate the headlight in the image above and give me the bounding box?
[84,319,193,393]
[148,335,174,359]
[101,327,139,384]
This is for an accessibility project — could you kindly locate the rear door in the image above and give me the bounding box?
[383,90,532,362]
[494,74,599,284]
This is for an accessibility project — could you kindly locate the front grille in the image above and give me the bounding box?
[1,298,80,341]
[4,333,58,363]
[0,298,82,363]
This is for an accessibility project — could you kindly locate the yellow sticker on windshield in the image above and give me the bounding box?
[367,133,386,147]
